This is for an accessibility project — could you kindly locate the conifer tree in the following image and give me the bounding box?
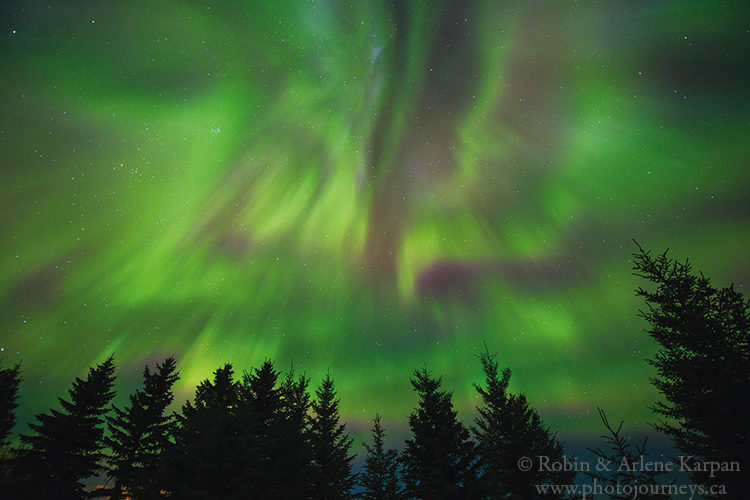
[472,345,572,498]
[402,366,477,499]
[162,363,242,499]
[359,414,402,500]
[633,244,749,495]
[586,408,670,499]
[243,360,281,429]
[277,366,316,498]
[0,362,21,448]
[163,361,318,499]
[235,359,284,497]
[311,371,356,499]
[105,356,179,499]
[17,356,116,499]
[0,361,22,492]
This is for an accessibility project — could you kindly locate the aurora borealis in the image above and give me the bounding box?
[1,0,748,445]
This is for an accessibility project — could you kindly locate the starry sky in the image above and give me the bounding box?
[1,0,748,443]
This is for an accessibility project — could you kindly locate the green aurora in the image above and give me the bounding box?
[1,0,748,443]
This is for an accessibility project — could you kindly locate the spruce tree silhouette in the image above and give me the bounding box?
[243,360,280,429]
[277,366,316,498]
[0,362,21,448]
[16,356,116,499]
[633,243,749,496]
[402,366,478,499]
[359,414,402,500]
[162,361,320,499]
[472,345,572,498]
[311,371,356,499]
[586,408,670,499]
[0,361,22,492]
[104,357,179,499]
[235,359,290,497]
[162,363,242,499]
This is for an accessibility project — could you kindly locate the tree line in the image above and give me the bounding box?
[0,348,573,498]
[0,245,746,499]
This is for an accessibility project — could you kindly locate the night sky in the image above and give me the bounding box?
[1,1,748,443]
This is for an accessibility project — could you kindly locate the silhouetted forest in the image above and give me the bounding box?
[0,246,747,499]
